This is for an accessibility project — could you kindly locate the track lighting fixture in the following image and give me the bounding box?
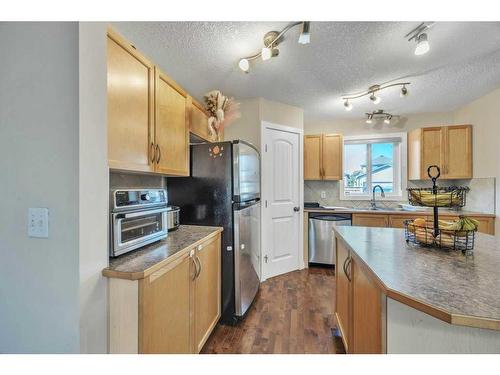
[238,22,311,73]
[344,99,353,111]
[365,110,398,125]
[341,82,410,110]
[298,22,310,44]
[405,22,434,56]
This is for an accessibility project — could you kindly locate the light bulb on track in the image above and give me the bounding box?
[344,100,353,111]
[238,58,249,72]
[261,47,272,61]
[298,22,311,44]
[370,93,381,104]
[415,33,430,55]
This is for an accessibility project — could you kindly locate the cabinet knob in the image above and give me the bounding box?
[197,244,203,251]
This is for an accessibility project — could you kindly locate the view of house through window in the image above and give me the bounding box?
[342,134,405,199]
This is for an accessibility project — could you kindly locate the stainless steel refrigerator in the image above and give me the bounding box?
[168,140,261,324]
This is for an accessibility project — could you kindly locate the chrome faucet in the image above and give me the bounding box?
[371,185,385,210]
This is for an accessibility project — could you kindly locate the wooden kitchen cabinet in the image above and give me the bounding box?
[154,68,190,176]
[139,251,194,353]
[335,239,352,352]
[335,239,384,354]
[107,28,155,173]
[107,27,196,176]
[388,214,426,228]
[108,232,222,354]
[194,235,221,352]
[304,133,343,180]
[408,125,472,180]
[352,213,389,227]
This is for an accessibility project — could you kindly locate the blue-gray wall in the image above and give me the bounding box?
[0,22,80,353]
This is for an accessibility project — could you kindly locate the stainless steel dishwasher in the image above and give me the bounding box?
[308,213,352,265]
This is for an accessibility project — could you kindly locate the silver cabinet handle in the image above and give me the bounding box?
[345,257,352,282]
[156,144,161,164]
[150,142,156,163]
[195,255,202,278]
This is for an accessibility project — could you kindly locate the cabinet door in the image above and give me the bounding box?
[190,101,209,140]
[336,239,352,352]
[421,127,444,179]
[304,135,322,180]
[438,214,494,235]
[194,235,221,353]
[322,134,343,180]
[352,214,388,227]
[107,29,154,172]
[352,258,384,354]
[388,214,426,228]
[444,125,472,179]
[155,69,189,176]
[139,252,194,353]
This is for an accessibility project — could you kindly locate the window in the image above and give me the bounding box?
[340,133,407,200]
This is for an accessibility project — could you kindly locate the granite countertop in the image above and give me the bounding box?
[102,225,223,280]
[333,225,500,330]
[304,207,495,217]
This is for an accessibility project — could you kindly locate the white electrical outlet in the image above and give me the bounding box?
[28,208,49,238]
[320,191,326,199]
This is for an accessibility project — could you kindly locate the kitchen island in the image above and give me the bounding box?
[333,225,500,354]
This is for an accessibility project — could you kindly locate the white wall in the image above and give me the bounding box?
[453,88,500,233]
[0,22,80,353]
[78,22,109,354]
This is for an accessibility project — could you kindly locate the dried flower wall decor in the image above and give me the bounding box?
[203,90,240,141]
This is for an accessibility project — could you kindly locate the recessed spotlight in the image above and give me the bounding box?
[415,33,430,55]
[238,58,249,72]
[298,22,310,44]
[344,100,353,111]
[400,85,409,97]
[370,93,381,104]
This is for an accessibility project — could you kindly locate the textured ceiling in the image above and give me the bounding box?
[113,21,500,122]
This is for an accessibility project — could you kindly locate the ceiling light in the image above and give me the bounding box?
[414,33,430,56]
[370,93,381,104]
[384,115,392,125]
[400,85,409,97]
[298,22,310,44]
[344,100,353,111]
[238,58,249,73]
[366,114,373,124]
[261,47,272,61]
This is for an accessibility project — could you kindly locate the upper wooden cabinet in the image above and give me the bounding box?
[190,100,222,142]
[304,133,343,180]
[107,29,155,173]
[408,125,472,180]
[154,68,190,176]
[107,28,193,176]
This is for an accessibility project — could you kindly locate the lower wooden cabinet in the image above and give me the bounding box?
[352,214,389,227]
[109,233,221,354]
[335,238,385,354]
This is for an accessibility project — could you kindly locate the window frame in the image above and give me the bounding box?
[339,132,407,201]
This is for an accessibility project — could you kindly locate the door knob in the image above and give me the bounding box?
[293,206,300,212]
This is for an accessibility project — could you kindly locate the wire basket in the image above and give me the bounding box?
[407,186,469,208]
[404,219,476,254]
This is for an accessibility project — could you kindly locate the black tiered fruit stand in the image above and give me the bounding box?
[404,165,474,254]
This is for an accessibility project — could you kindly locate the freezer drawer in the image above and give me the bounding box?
[308,214,352,265]
[233,200,261,316]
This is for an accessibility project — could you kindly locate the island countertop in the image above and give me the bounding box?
[333,226,500,330]
[102,225,223,280]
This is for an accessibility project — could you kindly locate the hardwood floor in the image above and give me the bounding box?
[201,267,346,354]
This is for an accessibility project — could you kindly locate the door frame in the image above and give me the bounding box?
[260,121,304,282]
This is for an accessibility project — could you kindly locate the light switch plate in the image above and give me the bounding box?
[320,191,326,199]
[28,207,49,238]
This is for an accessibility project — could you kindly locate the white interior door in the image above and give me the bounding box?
[262,123,303,280]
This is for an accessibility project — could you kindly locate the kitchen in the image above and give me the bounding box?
[1,6,500,368]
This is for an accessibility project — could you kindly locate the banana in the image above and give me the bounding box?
[438,216,478,232]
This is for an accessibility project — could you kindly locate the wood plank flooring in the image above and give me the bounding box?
[201,267,346,354]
